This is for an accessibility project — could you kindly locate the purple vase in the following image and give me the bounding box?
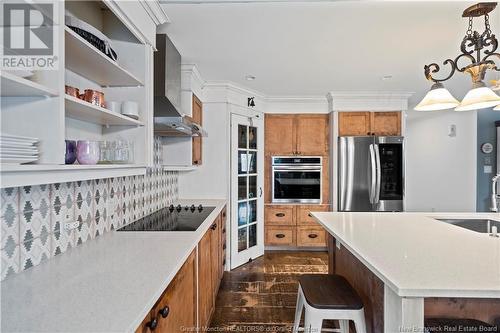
[76,140,100,165]
[65,140,77,164]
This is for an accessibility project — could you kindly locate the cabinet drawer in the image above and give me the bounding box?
[297,205,330,226]
[265,227,296,246]
[265,206,294,226]
[297,227,326,247]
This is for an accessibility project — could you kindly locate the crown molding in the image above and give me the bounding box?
[264,95,328,114]
[327,91,414,112]
[140,0,170,25]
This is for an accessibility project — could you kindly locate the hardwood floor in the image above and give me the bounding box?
[209,251,328,332]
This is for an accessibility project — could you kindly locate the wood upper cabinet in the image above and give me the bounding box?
[265,114,329,156]
[198,227,214,328]
[339,111,401,136]
[192,94,203,166]
[265,115,296,155]
[136,251,196,333]
[371,112,401,136]
[338,112,372,136]
[295,115,329,155]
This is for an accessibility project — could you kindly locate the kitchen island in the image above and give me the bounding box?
[311,211,500,333]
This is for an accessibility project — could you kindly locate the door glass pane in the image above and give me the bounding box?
[378,144,403,200]
[238,202,248,226]
[249,126,257,149]
[238,176,247,200]
[248,151,257,174]
[248,176,257,199]
[238,151,248,174]
[248,200,257,223]
[238,125,247,149]
[238,227,247,252]
[249,224,257,248]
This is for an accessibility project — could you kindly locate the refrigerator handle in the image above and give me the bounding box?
[368,144,376,204]
[339,139,347,210]
[374,144,381,204]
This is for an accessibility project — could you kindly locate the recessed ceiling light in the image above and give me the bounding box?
[245,75,256,81]
[381,75,393,81]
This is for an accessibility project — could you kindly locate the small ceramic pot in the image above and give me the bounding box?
[65,140,77,164]
[76,140,100,165]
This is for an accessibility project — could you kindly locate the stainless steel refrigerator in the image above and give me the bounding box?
[338,136,405,212]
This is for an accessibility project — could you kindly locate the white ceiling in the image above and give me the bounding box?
[159,1,500,106]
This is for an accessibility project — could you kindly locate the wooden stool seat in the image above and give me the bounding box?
[293,274,367,333]
[425,318,497,332]
[299,274,364,310]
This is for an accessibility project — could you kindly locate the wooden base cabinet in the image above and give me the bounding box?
[265,205,330,248]
[136,250,197,333]
[137,206,227,333]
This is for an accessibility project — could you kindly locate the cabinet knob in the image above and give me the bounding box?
[222,228,226,234]
[308,234,318,239]
[211,223,217,230]
[159,306,169,318]
[223,259,226,266]
[275,213,285,218]
[223,243,227,250]
[276,234,285,239]
[308,213,312,217]
[146,318,158,331]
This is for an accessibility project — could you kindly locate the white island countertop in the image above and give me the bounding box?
[311,211,500,299]
[1,199,226,333]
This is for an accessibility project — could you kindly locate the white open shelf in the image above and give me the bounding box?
[0,164,147,188]
[1,72,58,97]
[65,27,144,87]
[65,95,144,126]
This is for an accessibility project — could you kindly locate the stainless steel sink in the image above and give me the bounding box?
[435,218,500,234]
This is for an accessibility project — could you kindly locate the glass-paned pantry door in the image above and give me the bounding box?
[230,113,264,269]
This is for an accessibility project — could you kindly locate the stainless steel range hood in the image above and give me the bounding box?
[154,34,206,137]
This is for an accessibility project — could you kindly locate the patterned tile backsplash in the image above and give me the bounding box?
[0,168,178,280]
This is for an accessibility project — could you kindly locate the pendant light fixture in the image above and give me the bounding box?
[415,2,500,111]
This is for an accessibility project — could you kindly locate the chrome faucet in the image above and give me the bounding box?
[491,173,500,212]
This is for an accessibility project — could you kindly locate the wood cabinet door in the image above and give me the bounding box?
[265,226,296,246]
[192,94,203,166]
[265,115,296,155]
[264,206,295,226]
[153,250,197,332]
[219,207,227,281]
[295,115,329,155]
[371,112,401,136]
[210,216,220,299]
[338,112,372,136]
[198,229,213,328]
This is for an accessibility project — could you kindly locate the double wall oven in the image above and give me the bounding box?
[272,156,322,204]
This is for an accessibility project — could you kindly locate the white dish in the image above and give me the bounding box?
[0,140,38,147]
[1,153,39,158]
[0,157,38,164]
[0,145,38,151]
[0,134,39,142]
[121,101,139,119]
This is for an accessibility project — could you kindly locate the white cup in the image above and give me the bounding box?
[121,101,139,119]
[105,101,121,113]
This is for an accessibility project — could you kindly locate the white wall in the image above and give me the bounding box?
[178,102,230,199]
[405,111,477,212]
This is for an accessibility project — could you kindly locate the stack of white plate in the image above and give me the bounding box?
[0,134,39,164]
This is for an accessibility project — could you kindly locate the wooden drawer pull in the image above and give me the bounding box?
[275,233,286,239]
[308,234,318,239]
[275,213,285,218]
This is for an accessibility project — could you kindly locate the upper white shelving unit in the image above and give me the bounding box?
[65,27,144,87]
[0,72,58,97]
[65,95,144,126]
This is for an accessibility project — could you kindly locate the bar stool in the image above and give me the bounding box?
[293,274,367,333]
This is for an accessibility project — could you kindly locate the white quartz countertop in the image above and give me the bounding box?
[311,211,500,298]
[1,199,226,333]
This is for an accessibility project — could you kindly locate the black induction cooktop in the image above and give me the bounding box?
[117,204,216,232]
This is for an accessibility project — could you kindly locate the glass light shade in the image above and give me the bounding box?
[455,86,500,111]
[414,84,459,111]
